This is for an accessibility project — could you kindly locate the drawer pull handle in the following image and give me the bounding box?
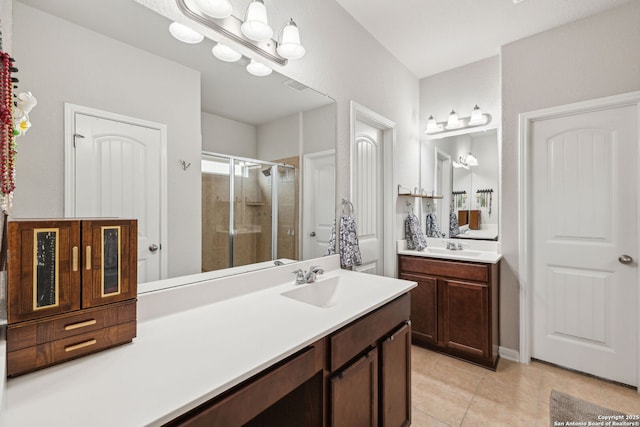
[64,319,97,331]
[85,246,92,270]
[65,339,97,352]
[72,246,79,272]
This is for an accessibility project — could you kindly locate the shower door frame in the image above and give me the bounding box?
[202,151,296,268]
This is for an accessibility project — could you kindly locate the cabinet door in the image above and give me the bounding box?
[400,273,437,346]
[8,220,81,323]
[381,322,411,427]
[331,347,378,427]
[441,279,489,358]
[81,219,137,308]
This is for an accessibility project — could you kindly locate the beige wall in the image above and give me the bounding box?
[499,1,640,351]
[12,3,202,278]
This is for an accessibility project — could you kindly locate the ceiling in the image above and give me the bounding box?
[335,0,634,78]
[17,0,333,125]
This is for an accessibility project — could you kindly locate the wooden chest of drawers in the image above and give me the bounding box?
[6,218,138,377]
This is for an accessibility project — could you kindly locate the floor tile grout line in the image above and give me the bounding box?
[458,368,487,426]
[413,406,455,427]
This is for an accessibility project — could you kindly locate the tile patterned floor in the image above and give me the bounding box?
[411,346,640,426]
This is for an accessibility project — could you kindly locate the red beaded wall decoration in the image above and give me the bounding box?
[0,50,15,197]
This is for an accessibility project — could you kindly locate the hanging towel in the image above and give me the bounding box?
[325,220,337,256]
[425,213,442,238]
[338,213,362,268]
[449,207,460,237]
[405,212,427,251]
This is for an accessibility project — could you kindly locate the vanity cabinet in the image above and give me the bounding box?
[329,293,411,427]
[399,255,499,369]
[6,218,138,377]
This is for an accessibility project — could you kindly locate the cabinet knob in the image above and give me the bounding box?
[149,244,159,253]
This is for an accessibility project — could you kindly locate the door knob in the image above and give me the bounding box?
[619,254,633,264]
[149,244,159,253]
[310,231,316,237]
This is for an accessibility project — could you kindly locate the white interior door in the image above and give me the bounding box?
[353,122,383,275]
[303,150,335,259]
[73,113,163,283]
[531,104,638,386]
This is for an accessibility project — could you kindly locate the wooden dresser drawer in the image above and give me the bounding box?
[7,299,136,352]
[7,320,136,377]
[330,293,410,372]
[398,255,488,282]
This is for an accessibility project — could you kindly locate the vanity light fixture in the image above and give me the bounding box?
[174,0,306,67]
[424,105,492,135]
[246,59,273,77]
[241,0,273,42]
[212,42,242,62]
[194,0,233,19]
[169,21,204,44]
[456,152,479,169]
[277,19,306,60]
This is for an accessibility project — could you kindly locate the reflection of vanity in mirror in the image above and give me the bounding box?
[420,128,499,241]
[12,0,336,289]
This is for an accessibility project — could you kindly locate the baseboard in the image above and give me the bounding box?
[499,346,520,362]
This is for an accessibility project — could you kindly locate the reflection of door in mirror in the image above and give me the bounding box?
[303,150,336,259]
[434,149,452,237]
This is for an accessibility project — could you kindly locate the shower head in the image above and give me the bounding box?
[262,168,271,177]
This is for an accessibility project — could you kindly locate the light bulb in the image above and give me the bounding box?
[212,43,242,62]
[445,110,462,130]
[277,19,305,60]
[169,22,204,44]
[425,115,442,134]
[468,105,487,126]
[241,0,273,42]
[246,60,272,77]
[194,0,233,19]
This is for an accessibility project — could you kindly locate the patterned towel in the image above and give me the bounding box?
[425,213,442,238]
[405,213,427,251]
[325,216,363,268]
[449,208,460,237]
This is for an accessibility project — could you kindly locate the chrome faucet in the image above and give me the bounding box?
[293,266,324,285]
[446,241,463,250]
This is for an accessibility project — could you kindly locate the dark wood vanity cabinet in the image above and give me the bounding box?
[399,255,499,369]
[6,218,138,377]
[166,293,412,427]
[329,293,412,427]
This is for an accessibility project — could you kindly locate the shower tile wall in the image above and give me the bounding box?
[202,173,230,272]
[273,156,299,261]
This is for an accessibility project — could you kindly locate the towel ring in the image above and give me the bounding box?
[341,198,354,216]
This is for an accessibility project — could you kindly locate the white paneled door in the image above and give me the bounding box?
[73,113,163,283]
[303,150,335,259]
[531,104,638,386]
[353,122,383,275]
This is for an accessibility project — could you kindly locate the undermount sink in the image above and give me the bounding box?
[281,276,343,308]
[426,247,482,257]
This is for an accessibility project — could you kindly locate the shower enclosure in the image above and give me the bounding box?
[201,152,298,272]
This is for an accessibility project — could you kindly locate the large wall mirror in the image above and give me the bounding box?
[12,0,336,289]
[420,128,498,241]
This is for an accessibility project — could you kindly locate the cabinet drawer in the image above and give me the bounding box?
[330,293,410,372]
[399,255,488,282]
[7,320,136,377]
[7,299,136,352]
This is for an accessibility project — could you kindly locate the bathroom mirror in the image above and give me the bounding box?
[12,0,336,287]
[420,128,498,241]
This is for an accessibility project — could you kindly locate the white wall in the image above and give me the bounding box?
[11,3,202,278]
[500,1,640,351]
[257,113,300,162]
[201,112,257,158]
[302,103,336,155]
[136,0,421,277]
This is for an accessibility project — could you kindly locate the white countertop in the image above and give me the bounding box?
[5,255,416,427]
[397,239,502,264]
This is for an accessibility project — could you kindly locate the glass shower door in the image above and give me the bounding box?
[231,160,274,268]
[276,164,298,261]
